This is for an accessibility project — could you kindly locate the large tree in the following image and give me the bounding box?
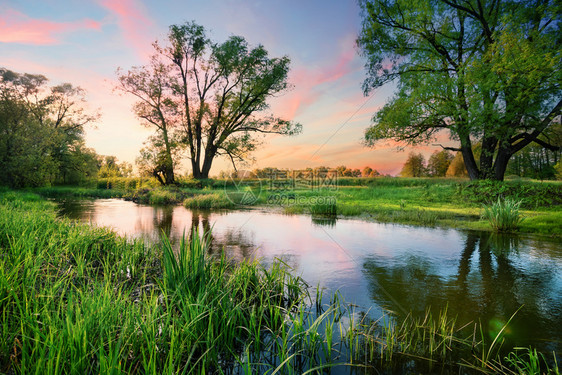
[358,0,561,180]
[118,21,301,180]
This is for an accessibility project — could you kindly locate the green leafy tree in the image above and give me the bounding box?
[136,134,183,185]
[358,0,561,181]
[506,121,561,179]
[119,21,301,180]
[555,161,562,180]
[117,58,178,184]
[98,156,133,179]
[427,150,454,177]
[0,68,98,187]
[446,152,469,177]
[400,152,427,177]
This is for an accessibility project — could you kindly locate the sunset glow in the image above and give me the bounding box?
[0,0,451,176]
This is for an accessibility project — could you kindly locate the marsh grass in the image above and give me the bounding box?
[1,190,557,374]
[482,198,524,232]
[309,201,337,216]
[183,192,235,209]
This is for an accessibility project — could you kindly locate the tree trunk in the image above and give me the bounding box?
[494,148,512,181]
[191,159,203,179]
[479,136,497,179]
[152,170,165,185]
[461,145,480,180]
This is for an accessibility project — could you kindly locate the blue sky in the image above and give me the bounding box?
[0,0,444,175]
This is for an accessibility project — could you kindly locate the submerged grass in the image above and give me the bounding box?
[1,190,558,374]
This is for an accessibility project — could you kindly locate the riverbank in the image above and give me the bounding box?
[0,189,559,374]
[31,177,561,237]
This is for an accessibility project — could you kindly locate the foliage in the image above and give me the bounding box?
[136,134,183,185]
[97,176,159,190]
[0,69,135,187]
[358,0,562,181]
[118,21,301,179]
[457,180,562,208]
[97,155,133,178]
[399,152,427,177]
[556,161,562,180]
[482,198,524,232]
[446,152,469,177]
[506,123,562,180]
[427,150,454,177]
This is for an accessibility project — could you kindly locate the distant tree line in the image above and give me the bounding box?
[0,68,128,187]
[401,140,561,180]
[218,166,387,179]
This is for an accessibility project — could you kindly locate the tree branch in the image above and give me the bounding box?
[432,143,461,152]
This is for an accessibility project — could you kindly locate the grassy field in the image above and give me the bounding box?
[265,178,562,236]
[0,189,559,374]
[29,177,562,236]
[190,177,561,237]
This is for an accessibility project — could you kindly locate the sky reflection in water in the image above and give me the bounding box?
[57,198,562,353]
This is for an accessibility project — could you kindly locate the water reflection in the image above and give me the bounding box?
[363,231,562,351]
[55,198,562,355]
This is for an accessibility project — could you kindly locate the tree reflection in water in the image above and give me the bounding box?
[150,207,257,262]
[362,231,562,352]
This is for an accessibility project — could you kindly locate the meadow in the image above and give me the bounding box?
[38,177,561,237]
[1,189,559,374]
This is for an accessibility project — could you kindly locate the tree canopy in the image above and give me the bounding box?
[358,0,562,180]
[117,21,301,181]
[0,68,100,187]
[399,152,427,177]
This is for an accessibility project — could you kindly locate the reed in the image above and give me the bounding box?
[309,200,337,216]
[1,190,557,374]
[482,198,524,232]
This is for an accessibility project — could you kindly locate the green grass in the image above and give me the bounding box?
[252,178,560,236]
[482,198,524,232]
[0,190,558,374]
[29,186,125,198]
[28,177,562,236]
[183,192,235,209]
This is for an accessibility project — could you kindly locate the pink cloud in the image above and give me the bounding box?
[0,9,101,45]
[272,34,360,121]
[98,0,155,59]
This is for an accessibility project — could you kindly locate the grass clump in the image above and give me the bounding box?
[183,192,234,209]
[310,200,337,216]
[482,198,524,232]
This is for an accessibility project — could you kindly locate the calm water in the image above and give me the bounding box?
[56,198,562,355]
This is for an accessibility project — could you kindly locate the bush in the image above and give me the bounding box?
[97,177,160,190]
[458,180,562,208]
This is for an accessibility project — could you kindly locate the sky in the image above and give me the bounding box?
[0,0,450,176]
